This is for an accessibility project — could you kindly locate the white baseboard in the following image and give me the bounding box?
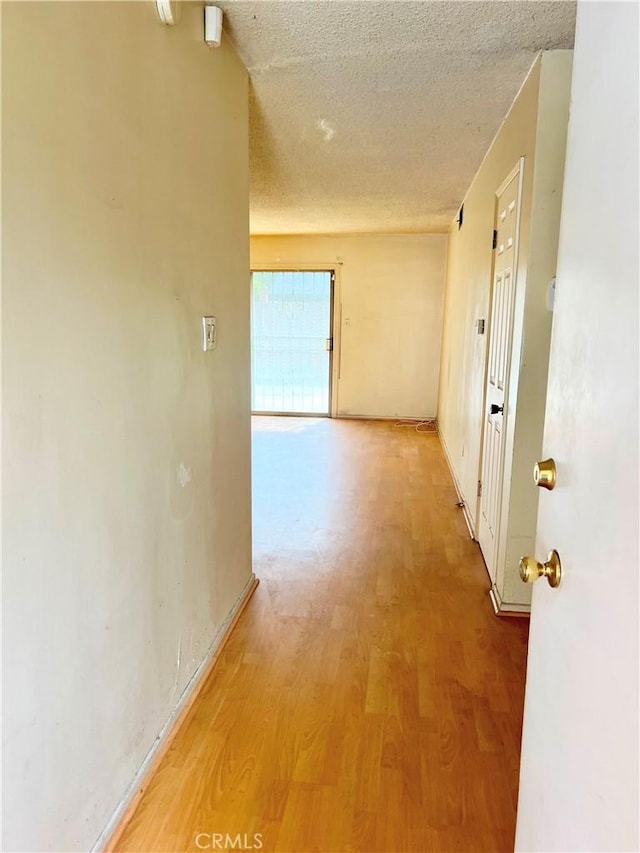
[93,573,259,852]
[335,413,437,422]
[489,585,530,616]
[438,431,476,539]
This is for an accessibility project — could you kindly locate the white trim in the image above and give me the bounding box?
[496,157,525,198]
[330,268,342,417]
[250,265,342,418]
[476,157,525,572]
[92,574,259,852]
[489,583,530,616]
[335,413,437,422]
[438,431,476,540]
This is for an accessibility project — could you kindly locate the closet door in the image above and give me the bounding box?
[477,160,523,582]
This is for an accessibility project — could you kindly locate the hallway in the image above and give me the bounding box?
[116,418,529,852]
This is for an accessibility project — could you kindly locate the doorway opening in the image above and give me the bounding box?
[251,270,334,415]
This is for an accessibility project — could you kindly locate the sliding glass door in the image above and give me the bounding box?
[251,270,333,415]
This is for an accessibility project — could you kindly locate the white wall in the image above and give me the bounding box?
[1,3,251,850]
[251,234,447,419]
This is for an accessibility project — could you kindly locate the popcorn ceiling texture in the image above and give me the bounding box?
[217,0,576,235]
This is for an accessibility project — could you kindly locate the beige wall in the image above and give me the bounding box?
[438,58,541,528]
[251,234,447,419]
[438,51,572,606]
[1,3,251,851]
[498,52,573,604]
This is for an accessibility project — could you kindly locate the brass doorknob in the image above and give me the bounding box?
[519,550,562,588]
[533,458,556,490]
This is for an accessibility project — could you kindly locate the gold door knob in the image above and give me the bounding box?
[519,550,562,588]
[533,458,556,490]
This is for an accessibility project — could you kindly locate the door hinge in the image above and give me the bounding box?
[492,230,498,250]
[326,338,333,352]
[477,480,482,498]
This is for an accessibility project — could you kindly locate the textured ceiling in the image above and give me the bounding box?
[217,0,576,235]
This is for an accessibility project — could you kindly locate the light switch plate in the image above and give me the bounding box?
[202,316,217,351]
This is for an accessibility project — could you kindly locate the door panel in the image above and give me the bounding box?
[516,5,639,850]
[251,270,333,415]
[478,164,522,579]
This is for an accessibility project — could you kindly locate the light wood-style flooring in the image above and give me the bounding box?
[115,417,529,852]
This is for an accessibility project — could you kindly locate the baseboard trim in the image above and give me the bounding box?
[489,585,530,617]
[335,414,438,423]
[438,432,476,539]
[252,411,329,418]
[96,573,260,853]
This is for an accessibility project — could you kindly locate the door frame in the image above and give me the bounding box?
[475,158,525,572]
[249,264,342,417]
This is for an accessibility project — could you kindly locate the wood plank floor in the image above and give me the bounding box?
[115,417,529,853]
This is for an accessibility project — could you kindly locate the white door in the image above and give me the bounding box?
[478,161,523,580]
[516,5,639,851]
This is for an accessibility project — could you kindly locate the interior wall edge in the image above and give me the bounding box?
[96,575,260,853]
[2,3,252,849]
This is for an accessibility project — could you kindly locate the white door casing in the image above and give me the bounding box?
[515,4,639,851]
[478,160,524,581]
